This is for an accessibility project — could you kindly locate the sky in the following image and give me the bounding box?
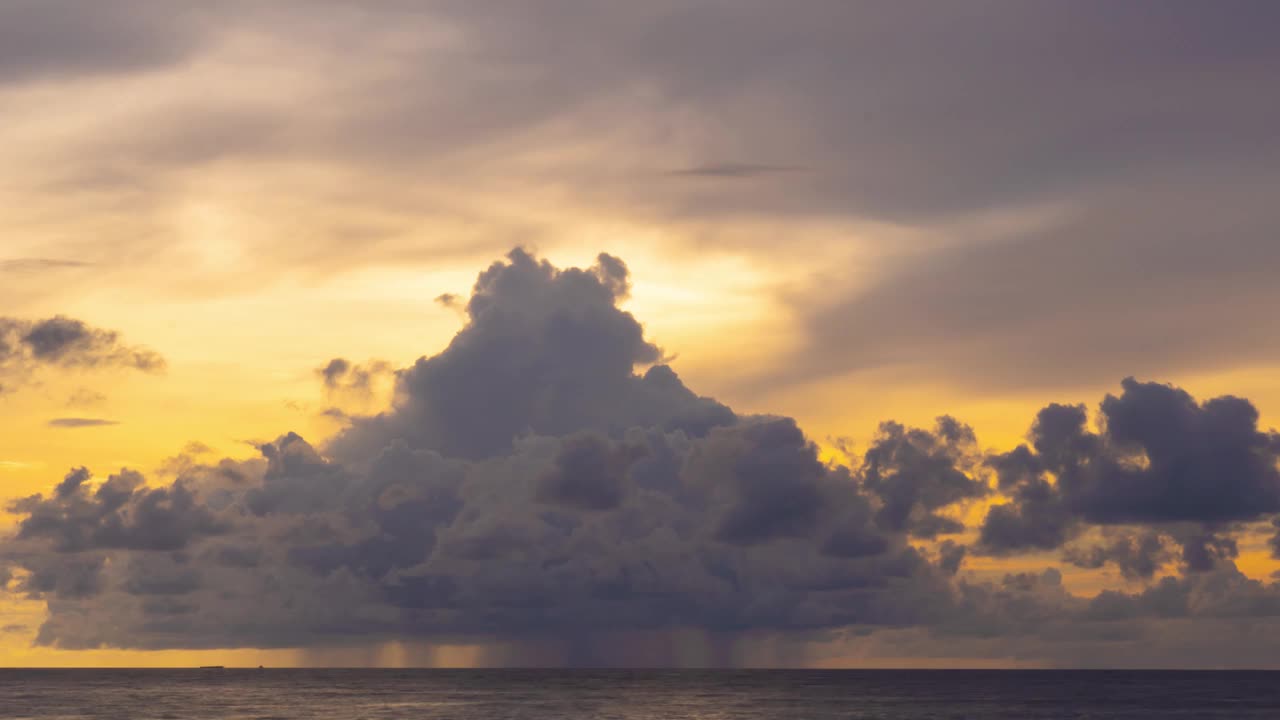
[3,1,1280,668]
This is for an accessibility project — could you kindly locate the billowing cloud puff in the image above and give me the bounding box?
[4,251,1280,666]
[860,417,988,538]
[0,315,165,393]
[328,249,731,462]
[979,378,1280,575]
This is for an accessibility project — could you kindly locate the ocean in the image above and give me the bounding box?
[1,669,1278,719]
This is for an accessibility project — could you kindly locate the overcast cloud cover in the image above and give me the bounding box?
[2,1,1279,397]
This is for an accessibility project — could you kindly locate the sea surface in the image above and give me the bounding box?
[1,669,1278,719]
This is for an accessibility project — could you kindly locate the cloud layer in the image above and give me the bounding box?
[4,2,1279,404]
[4,251,1280,665]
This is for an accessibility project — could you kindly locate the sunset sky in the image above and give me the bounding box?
[4,1,1280,668]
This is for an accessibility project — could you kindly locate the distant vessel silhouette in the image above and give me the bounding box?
[198,665,225,669]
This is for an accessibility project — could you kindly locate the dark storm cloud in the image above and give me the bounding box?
[1,251,933,652]
[6,251,1280,666]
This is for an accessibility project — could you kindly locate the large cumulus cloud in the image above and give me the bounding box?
[5,251,1280,667]
[0,251,954,654]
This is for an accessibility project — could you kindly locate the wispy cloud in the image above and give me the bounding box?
[666,163,806,178]
[0,258,93,273]
[0,460,36,470]
[46,417,119,428]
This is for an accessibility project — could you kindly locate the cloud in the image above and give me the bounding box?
[316,358,392,402]
[770,179,1280,394]
[327,248,727,462]
[0,316,165,395]
[533,432,646,511]
[978,378,1280,575]
[19,316,162,370]
[666,163,805,179]
[65,388,108,408]
[46,418,120,428]
[5,250,1280,666]
[0,258,92,273]
[0,0,211,84]
[1063,531,1172,581]
[1,251,934,653]
[860,417,988,538]
[4,1,1278,406]
[8,467,226,554]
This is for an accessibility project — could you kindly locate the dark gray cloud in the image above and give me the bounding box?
[978,378,1280,576]
[5,251,1280,667]
[1063,531,1172,581]
[8,467,226,554]
[534,432,646,511]
[936,541,966,577]
[46,418,119,428]
[0,316,165,393]
[860,417,987,538]
[1178,531,1240,575]
[1270,519,1280,560]
[989,379,1280,528]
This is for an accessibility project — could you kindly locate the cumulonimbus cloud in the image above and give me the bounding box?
[3,250,1280,666]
